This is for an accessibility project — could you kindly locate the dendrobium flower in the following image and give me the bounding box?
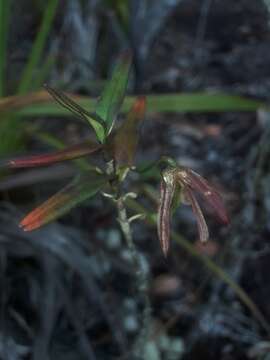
[158,166,229,257]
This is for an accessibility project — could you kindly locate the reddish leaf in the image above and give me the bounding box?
[20,175,106,231]
[109,96,146,167]
[6,141,101,168]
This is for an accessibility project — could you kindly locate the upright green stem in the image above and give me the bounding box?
[116,195,151,359]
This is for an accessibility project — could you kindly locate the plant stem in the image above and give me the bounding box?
[116,195,151,359]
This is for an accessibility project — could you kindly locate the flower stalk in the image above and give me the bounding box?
[116,195,151,358]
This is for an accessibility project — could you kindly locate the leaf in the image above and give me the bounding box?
[157,171,176,257]
[3,140,101,168]
[0,165,74,191]
[109,96,146,167]
[20,174,106,231]
[184,187,209,243]
[14,92,267,118]
[96,51,132,135]
[44,84,106,143]
[36,132,96,172]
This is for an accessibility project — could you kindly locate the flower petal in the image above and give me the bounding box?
[184,187,209,243]
[177,168,229,224]
[157,172,176,256]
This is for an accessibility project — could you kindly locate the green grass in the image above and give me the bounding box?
[14,92,266,117]
[0,0,59,155]
[0,0,10,97]
[17,0,59,95]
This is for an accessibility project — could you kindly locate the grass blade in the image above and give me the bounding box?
[12,92,266,117]
[17,0,59,94]
[0,0,10,97]
[31,55,55,91]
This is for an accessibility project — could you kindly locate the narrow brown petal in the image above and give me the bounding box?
[177,168,229,225]
[184,187,209,243]
[157,173,175,257]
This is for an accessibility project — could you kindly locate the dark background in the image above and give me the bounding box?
[1,0,270,359]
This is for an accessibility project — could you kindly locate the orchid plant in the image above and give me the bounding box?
[1,51,228,256]
[1,50,229,356]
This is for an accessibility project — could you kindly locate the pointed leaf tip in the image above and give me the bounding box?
[109,96,146,167]
[44,84,106,143]
[19,175,106,231]
[133,96,146,115]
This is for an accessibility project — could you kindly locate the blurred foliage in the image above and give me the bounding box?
[0,90,265,115]
[104,0,129,30]
[0,0,59,155]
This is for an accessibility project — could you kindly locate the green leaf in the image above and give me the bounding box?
[20,174,107,231]
[44,85,106,143]
[95,51,132,135]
